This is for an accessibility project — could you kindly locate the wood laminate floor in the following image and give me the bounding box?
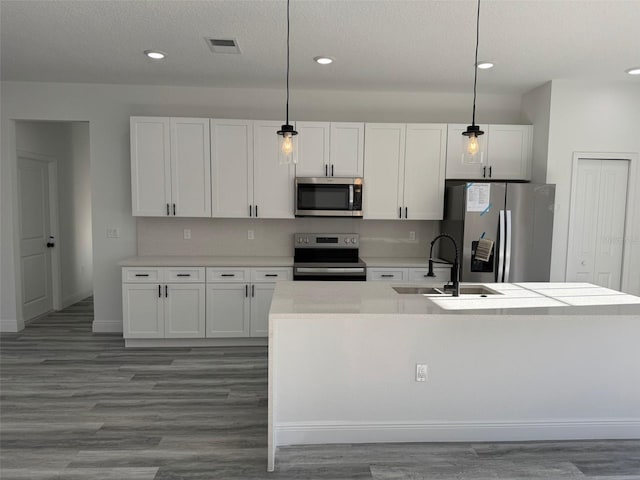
[1,298,639,479]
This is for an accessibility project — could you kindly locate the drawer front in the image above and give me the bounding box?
[251,268,292,283]
[206,268,249,283]
[166,267,205,283]
[122,267,163,283]
[367,268,407,282]
[409,267,451,283]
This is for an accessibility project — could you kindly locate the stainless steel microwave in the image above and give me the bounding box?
[295,177,363,217]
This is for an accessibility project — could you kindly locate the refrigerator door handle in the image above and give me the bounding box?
[504,210,512,282]
[497,210,505,282]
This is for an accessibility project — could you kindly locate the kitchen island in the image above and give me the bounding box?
[267,281,640,471]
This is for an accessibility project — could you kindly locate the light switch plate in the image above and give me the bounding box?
[183,229,191,240]
[248,230,255,240]
[106,228,120,238]
[416,364,428,382]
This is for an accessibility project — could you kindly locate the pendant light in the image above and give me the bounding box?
[462,0,485,164]
[277,0,298,165]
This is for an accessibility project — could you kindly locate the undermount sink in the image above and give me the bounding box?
[392,285,501,296]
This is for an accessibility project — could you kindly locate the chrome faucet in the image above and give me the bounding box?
[427,234,460,297]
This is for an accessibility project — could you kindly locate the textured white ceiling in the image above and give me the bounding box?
[1,0,639,94]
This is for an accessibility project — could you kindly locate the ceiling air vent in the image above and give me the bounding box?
[206,38,241,54]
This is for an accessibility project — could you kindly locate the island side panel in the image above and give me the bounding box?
[272,313,640,446]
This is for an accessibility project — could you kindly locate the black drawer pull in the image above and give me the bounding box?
[221,274,235,277]
[176,274,191,277]
[135,274,150,277]
[381,274,394,278]
[265,274,278,277]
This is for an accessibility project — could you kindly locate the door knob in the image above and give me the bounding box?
[581,260,586,266]
[46,235,55,248]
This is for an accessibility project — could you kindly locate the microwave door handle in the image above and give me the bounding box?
[349,185,354,209]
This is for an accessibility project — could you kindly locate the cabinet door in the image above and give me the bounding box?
[408,267,452,283]
[164,283,205,338]
[294,122,330,177]
[364,124,405,219]
[445,123,488,180]
[486,125,532,180]
[250,283,275,337]
[122,283,164,338]
[170,118,211,217]
[211,119,253,217]
[330,122,364,177]
[130,117,171,216]
[253,120,295,219]
[206,284,250,337]
[403,124,447,220]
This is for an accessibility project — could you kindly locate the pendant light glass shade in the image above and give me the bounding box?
[462,125,484,164]
[462,0,485,165]
[276,0,298,165]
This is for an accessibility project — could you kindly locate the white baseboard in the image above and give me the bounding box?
[61,290,93,310]
[125,337,268,348]
[275,419,640,446]
[92,319,123,333]
[0,318,23,333]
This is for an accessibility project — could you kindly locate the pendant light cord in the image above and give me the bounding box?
[285,0,291,126]
[472,0,480,126]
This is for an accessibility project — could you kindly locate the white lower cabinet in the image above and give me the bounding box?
[250,283,275,337]
[367,266,452,283]
[123,283,165,338]
[165,284,205,338]
[206,283,251,337]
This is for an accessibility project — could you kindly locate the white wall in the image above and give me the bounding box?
[521,81,552,184]
[15,121,93,309]
[1,81,524,332]
[546,80,640,295]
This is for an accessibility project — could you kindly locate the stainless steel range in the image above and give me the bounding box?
[293,233,367,281]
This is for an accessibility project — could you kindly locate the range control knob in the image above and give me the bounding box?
[351,237,357,244]
[344,238,349,244]
[304,237,309,244]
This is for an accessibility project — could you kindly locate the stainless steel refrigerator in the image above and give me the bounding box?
[441,182,556,283]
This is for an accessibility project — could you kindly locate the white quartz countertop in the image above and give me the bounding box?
[270,281,640,317]
[118,255,294,267]
[361,257,451,268]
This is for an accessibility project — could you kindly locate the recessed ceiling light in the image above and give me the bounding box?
[314,56,334,65]
[476,62,494,70]
[625,67,640,75]
[144,50,166,60]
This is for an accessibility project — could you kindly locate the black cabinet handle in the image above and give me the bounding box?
[252,285,255,297]
[165,285,168,298]
[221,274,235,277]
[483,166,486,178]
[405,207,408,219]
[399,207,402,218]
[255,205,258,217]
[135,274,149,277]
[331,164,334,176]
[245,285,248,297]
[173,203,176,216]
[325,165,328,176]
[166,203,170,216]
[158,285,162,298]
[489,166,492,178]
[381,274,394,278]
[249,205,252,217]
[265,274,278,277]
[176,274,190,277]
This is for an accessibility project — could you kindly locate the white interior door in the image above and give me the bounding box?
[567,159,629,290]
[18,157,53,320]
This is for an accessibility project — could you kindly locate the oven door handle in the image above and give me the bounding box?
[296,267,365,273]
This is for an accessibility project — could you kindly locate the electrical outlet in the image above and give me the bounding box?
[416,364,428,382]
[183,229,191,240]
[409,231,416,241]
[106,228,120,238]
[248,230,255,240]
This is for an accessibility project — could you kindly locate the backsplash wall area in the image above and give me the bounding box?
[137,218,440,258]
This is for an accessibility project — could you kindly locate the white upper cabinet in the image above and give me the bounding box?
[364,123,447,220]
[211,119,253,218]
[130,117,171,216]
[295,122,364,177]
[294,122,330,177]
[253,120,295,219]
[403,124,447,220]
[131,116,211,217]
[445,123,532,180]
[364,123,405,220]
[170,118,212,217]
